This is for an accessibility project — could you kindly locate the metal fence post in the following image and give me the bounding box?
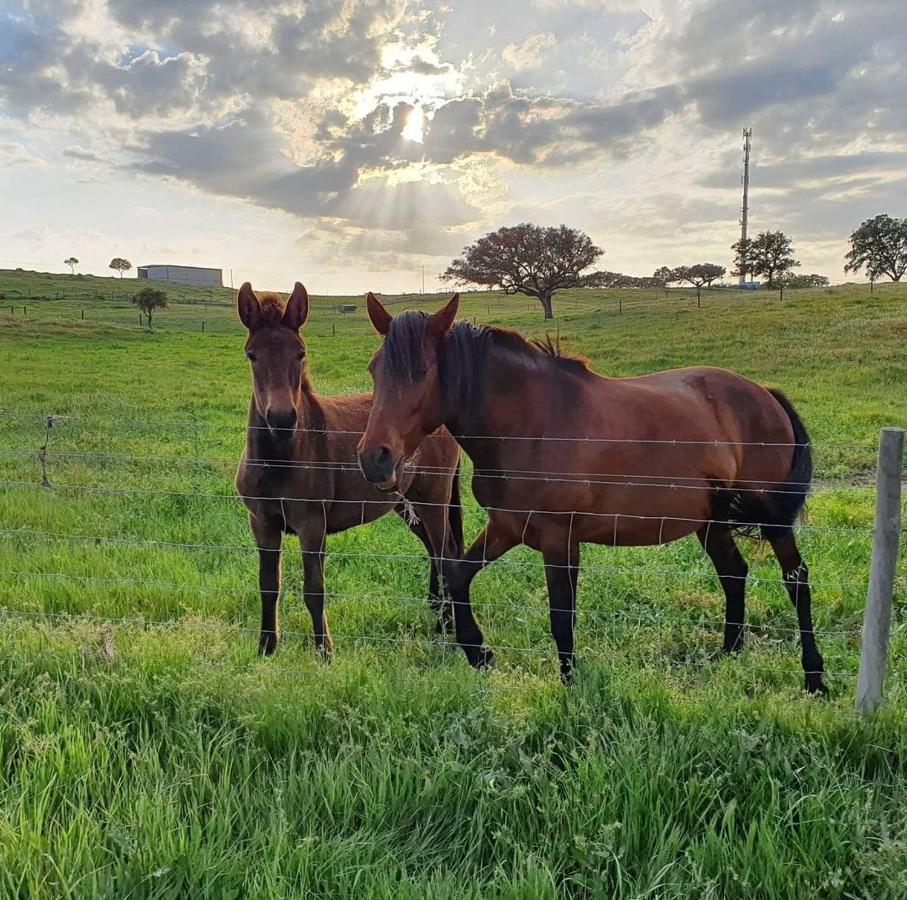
[855,427,905,716]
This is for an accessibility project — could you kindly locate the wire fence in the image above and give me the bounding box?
[4,278,901,338]
[0,413,903,695]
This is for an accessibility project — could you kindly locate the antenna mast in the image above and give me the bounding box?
[739,127,752,285]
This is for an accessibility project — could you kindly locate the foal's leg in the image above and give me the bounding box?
[542,540,580,684]
[405,516,449,632]
[250,514,282,655]
[412,500,464,634]
[442,516,517,669]
[765,531,827,696]
[697,525,749,653]
[300,527,334,659]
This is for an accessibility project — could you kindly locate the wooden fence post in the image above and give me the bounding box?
[855,427,905,716]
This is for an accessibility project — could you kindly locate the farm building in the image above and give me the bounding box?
[136,264,223,286]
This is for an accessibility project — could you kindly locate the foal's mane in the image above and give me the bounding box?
[381,312,590,410]
[256,292,287,325]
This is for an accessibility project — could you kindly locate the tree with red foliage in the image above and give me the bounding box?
[442,223,604,319]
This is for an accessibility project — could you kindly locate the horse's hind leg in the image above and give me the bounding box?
[542,541,580,684]
[764,530,827,696]
[697,525,748,653]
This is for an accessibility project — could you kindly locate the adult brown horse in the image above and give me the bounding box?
[357,293,827,695]
[235,283,462,656]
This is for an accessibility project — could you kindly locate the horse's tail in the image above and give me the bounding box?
[447,460,464,558]
[758,388,813,536]
[722,388,813,538]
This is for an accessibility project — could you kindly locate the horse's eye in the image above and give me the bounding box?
[297,351,305,360]
[246,352,257,363]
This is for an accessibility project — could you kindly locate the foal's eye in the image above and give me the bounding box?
[246,352,257,363]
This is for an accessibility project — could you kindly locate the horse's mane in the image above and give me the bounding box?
[381,313,590,411]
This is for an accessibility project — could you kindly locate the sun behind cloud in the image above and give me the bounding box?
[401,105,426,142]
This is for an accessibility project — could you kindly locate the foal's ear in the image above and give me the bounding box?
[237,282,260,329]
[366,291,392,336]
[283,282,309,330]
[428,293,459,337]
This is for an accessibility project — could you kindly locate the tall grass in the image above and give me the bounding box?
[0,270,905,896]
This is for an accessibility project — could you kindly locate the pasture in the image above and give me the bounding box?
[1,268,906,897]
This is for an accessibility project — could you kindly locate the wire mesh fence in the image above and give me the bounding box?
[0,411,903,701]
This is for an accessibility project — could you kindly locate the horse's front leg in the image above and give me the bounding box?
[251,513,283,655]
[300,529,333,659]
[442,515,517,669]
[542,539,581,684]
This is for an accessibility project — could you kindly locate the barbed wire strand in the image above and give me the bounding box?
[0,569,872,638]
[1,412,887,451]
[0,606,856,677]
[0,526,879,589]
[2,447,884,494]
[0,479,880,535]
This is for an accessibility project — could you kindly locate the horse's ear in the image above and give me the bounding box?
[237,282,260,329]
[283,282,309,330]
[366,291,392,336]
[428,293,459,337]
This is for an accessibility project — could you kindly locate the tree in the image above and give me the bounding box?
[779,272,830,288]
[672,263,726,288]
[590,271,660,289]
[109,257,133,278]
[64,257,79,275]
[132,287,167,328]
[732,231,799,288]
[844,214,907,283]
[652,266,673,289]
[442,223,604,319]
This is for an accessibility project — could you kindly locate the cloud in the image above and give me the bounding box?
[11,223,57,242]
[501,33,557,71]
[2,0,907,281]
[62,145,102,161]
[0,142,46,166]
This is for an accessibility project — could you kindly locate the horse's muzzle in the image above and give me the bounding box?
[265,408,297,440]
[358,444,398,488]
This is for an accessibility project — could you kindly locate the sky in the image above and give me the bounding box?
[1,0,906,294]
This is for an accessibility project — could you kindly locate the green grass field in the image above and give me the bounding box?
[1,268,906,897]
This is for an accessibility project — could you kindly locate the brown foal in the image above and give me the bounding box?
[235,283,462,656]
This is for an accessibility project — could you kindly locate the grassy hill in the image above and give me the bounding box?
[0,268,906,896]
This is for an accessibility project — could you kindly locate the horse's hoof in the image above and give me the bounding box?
[806,674,829,697]
[258,632,278,656]
[560,664,575,686]
[316,642,334,663]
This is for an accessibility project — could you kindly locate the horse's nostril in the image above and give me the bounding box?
[376,445,392,464]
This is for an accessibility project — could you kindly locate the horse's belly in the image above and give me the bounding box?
[513,483,714,548]
[574,512,703,546]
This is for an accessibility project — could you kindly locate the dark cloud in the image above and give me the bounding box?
[63,145,102,161]
[3,0,907,270]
